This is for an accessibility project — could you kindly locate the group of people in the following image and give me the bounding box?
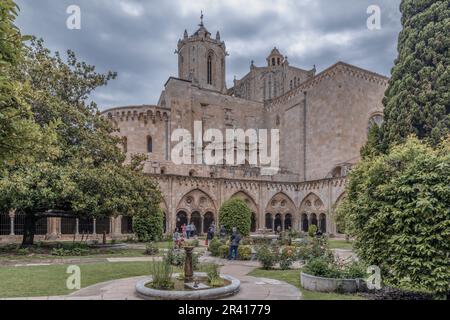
[172,223,242,260]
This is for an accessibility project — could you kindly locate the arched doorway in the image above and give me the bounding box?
[251,213,257,232]
[301,214,309,232]
[265,213,273,230]
[310,213,318,227]
[284,214,292,231]
[274,214,282,232]
[265,192,297,231]
[176,211,188,230]
[190,211,201,236]
[203,212,214,234]
[319,213,326,233]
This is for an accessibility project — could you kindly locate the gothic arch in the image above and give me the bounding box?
[176,189,217,217]
[265,192,296,231]
[333,193,346,234]
[299,192,327,233]
[176,189,217,234]
[333,193,346,210]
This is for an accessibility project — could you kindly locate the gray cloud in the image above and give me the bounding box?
[15,0,402,110]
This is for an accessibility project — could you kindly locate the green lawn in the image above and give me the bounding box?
[0,248,148,262]
[0,261,158,298]
[248,268,364,300]
[328,239,353,250]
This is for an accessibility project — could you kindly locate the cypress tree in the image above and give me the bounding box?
[381,0,449,148]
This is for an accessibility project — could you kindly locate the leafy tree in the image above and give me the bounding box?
[219,198,251,236]
[337,137,450,295]
[0,28,161,245]
[0,0,48,166]
[381,0,449,148]
[360,123,383,159]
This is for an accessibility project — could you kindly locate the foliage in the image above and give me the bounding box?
[237,245,252,261]
[149,258,174,290]
[279,246,296,270]
[380,0,449,148]
[208,238,223,257]
[133,208,164,242]
[144,242,159,256]
[167,249,199,270]
[308,225,317,237]
[294,237,333,263]
[303,257,366,280]
[219,245,229,259]
[337,137,450,295]
[303,257,340,278]
[218,198,251,236]
[0,0,47,166]
[0,34,162,246]
[256,245,279,270]
[206,264,224,287]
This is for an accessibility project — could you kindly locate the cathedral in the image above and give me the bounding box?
[0,17,388,242]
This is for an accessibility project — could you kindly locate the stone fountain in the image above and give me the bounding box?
[135,246,240,300]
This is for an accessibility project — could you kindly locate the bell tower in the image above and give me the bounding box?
[176,12,227,93]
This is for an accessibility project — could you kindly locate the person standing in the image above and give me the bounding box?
[173,228,181,249]
[219,225,226,240]
[228,227,241,261]
[205,224,215,246]
[190,222,196,238]
[186,223,191,239]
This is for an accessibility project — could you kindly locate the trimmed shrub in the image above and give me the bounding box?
[219,198,251,236]
[208,238,222,257]
[133,208,164,242]
[237,245,252,261]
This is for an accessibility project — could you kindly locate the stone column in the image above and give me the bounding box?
[92,218,97,235]
[75,218,79,235]
[9,210,15,236]
[200,215,204,235]
[184,246,194,283]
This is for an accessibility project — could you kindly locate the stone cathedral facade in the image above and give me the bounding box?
[0,18,388,242]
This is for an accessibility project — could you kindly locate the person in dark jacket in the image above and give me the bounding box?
[219,225,226,240]
[228,227,241,260]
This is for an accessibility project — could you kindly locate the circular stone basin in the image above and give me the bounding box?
[300,272,366,293]
[135,272,240,300]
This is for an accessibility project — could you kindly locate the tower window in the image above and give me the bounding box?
[277,58,280,65]
[272,58,275,66]
[207,54,213,85]
[147,135,153,153]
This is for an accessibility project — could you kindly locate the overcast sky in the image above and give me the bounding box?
[15,0,402,110]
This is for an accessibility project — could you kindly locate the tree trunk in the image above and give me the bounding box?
[21,213,37,247]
